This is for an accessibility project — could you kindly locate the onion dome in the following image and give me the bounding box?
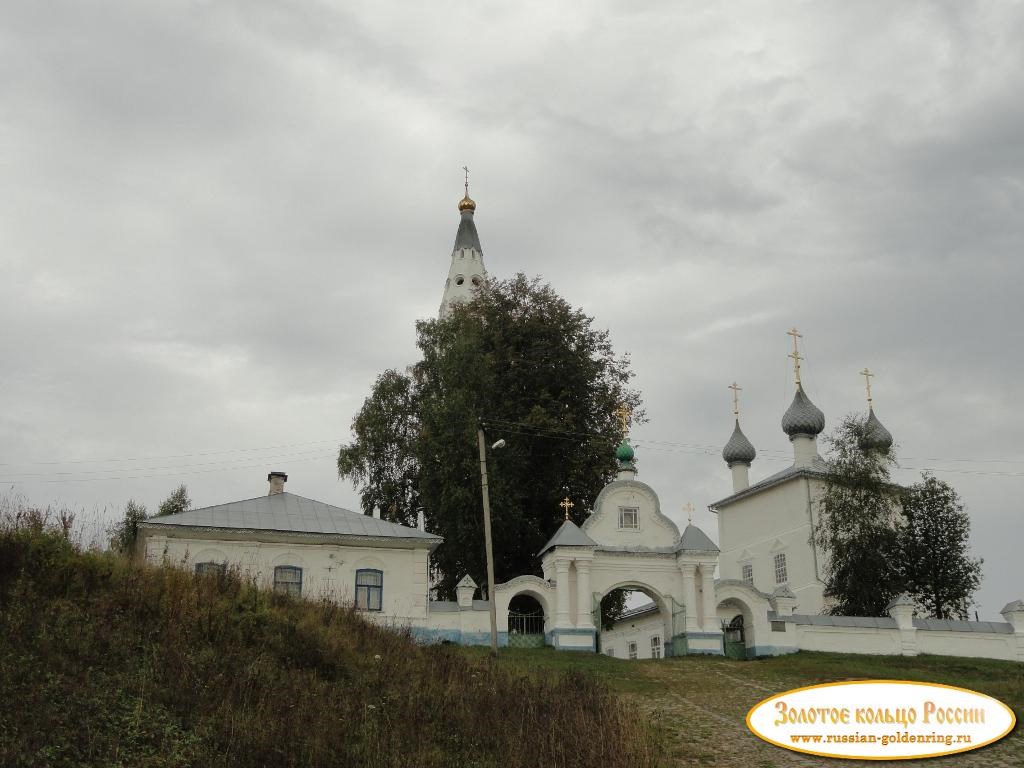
[615,439,636,470]
[861,407,893,452]
[722,420,756,466]
[781,384,825,438]
[458,194,476,212]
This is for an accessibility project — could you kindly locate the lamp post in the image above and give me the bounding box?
[477,424,504,657]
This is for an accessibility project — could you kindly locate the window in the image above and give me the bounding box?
[195,561,225,577]
[774,553,788,584]
[742,563,753,585]
[618,507,639,530]
[455,275,465,285]
[627,641,638,660]
[605,647,615,657]
[771,621,787,632]
[274,566,302,597]
[651,635,662,659]
[355,569,383,611]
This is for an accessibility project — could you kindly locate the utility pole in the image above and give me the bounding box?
[477,423,499,657]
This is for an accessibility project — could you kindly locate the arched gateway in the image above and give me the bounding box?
[536,438,724,655]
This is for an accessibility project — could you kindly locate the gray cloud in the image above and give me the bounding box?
[1,0,1020,617]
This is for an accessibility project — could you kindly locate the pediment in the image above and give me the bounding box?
[582,479,681,549]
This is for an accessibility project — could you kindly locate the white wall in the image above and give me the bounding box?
[716,476,826,614]
[601,611,666,659]
[141,531,430,622]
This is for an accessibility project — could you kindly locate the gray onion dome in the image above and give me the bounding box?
[781,384,825,437]
[723,420,756,466]
[862,407,893,452]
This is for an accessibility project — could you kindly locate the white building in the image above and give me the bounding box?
[135,192,1024,664]
[138,471,441,623]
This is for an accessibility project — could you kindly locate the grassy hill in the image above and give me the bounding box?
[0,520,655,768]
[3,513,1020,768]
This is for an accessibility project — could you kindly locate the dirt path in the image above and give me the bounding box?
[628,660,1023,768]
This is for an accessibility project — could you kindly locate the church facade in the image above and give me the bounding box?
[137,187,1024,663]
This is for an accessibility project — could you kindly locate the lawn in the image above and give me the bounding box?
[460,647,1023,767]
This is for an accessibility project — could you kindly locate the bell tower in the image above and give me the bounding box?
[439,167,487,318]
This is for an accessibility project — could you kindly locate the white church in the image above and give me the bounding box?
[138,185,1024,663]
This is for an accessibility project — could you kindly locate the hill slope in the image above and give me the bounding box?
[0,526,655,768]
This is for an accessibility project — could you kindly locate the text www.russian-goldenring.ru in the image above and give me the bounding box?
[790,732,973,747]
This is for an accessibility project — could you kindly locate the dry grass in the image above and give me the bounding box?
[0,510,656,768]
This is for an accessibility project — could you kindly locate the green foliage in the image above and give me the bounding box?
[900,474,982,620]
[157,485,191,518]
[0,518,656,768]
[599,589,630,630]
[337,369,420,525]
[816,414,903,616]
[339,274,642,597]
[107,499,149,554]
[816,416,982,619]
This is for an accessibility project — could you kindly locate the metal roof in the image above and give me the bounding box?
[678,523,719,553]
[453,210,482,253]
[709,460,827,510]
[538,519,598,555]
[781,384,826,437]
[139,492,442,547]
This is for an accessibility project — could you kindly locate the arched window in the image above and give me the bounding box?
[195,561,226,577]
[274,565,303,597]
[355,569,383,611]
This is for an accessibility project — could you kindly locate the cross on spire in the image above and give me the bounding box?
[860,367,874,406]
[683,502,695,524]
[728,382,742,417]
[559,496,575,521]
[614,404,632,436]
[462,165,470,196]
[787,327,804,385]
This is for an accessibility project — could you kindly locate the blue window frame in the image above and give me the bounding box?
[355,569,383,611]
[274,565,303,597]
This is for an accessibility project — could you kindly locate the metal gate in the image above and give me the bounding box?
[723,615,747,660]
[508,610,545,648]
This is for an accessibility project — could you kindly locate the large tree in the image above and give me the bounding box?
[815,414,904,616]
[815,415,983,619]
[157,484,191,518]
[338,274,642,598]
[900,474,982,620]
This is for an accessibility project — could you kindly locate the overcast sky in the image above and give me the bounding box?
[2,1,1021,618]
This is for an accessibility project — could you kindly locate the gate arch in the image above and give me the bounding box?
[714,580,773,659]
[597,581,679,658]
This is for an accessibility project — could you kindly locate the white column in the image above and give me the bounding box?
[575,558,592,629]
[699,562,719,632]
[555,559,572,628]
[680,563,699,632]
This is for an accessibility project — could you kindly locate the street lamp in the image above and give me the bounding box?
[477,423,504,656]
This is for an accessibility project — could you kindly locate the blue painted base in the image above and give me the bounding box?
[411,627,510,647]
[748,645,799,658]
[547,627,597,652]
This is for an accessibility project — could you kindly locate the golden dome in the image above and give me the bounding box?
[458,194,476,212]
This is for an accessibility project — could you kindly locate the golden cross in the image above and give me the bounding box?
[613,404,632,435]
[559,496,575,521]
[787,327,804,385]
[462,165,470,196]
[683,502,694,524]
[728,382,742,417]
[860,367,874,406]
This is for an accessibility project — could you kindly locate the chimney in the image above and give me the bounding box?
[267,471,288,496]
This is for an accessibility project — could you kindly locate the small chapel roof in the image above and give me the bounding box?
[140,492,442,549]
[538,519,597,556]
[678,523,719,553]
